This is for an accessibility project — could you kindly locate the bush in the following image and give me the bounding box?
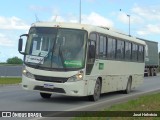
[6,57,23,64]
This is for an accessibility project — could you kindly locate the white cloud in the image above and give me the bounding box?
[118,12,130,24]
[0,16,29,30]
[137,24,160,35]
[0,33,5,37]
[51,12,114,27]
[29,5,59,14]
[137,31,148,36]
[132,5,160,21]
[118,12,143,25]
[29,5,48,11]
[82,12,114,27]
[29,5,61,20]
[147,24,160,34]
[51,15,66,22]
[0,33,14,46]
[118,5,160,37]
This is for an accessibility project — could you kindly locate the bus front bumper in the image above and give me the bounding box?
[22,75,88,96]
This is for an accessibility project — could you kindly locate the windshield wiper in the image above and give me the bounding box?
[58,44,66,71]
[35,28,59,69]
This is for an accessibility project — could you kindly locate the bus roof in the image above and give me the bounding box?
[31,22,146,45]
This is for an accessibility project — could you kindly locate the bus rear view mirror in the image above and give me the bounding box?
[18,38,23,52]
[18,34,28,54]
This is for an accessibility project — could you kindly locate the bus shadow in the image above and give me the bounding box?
[99,89,141,99]
[25,94,89,104]
[25,90,140,104]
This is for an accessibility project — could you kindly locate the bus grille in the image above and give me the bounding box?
[34,86,66,93]
[34,75,68,83]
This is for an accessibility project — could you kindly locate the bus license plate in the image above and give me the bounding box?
[43,84,54,89]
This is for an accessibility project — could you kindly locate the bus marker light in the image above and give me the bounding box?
[73,90,78,93]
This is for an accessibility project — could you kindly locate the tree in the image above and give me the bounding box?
[6,56,23,64]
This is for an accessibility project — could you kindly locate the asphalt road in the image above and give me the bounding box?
[0,76,160,120]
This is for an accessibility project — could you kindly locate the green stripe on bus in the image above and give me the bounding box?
[64,60,82,67]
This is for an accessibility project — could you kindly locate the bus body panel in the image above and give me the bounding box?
[86,59,145,94]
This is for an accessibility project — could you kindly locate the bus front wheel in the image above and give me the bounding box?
[88,78,101,101]
[124,77,132,94]
[40,92,52,99]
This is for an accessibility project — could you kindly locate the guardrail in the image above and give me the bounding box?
[0,66,22,77]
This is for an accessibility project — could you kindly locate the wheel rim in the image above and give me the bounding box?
[147,68,150,76]
[94,80,100,100]
[127,78,132,93]
[128,82,131,93]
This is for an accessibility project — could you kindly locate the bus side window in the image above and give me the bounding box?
[116,39,124,60]
[138,45,144,62]
[86,33,96,75]
[125,41,132,61]
[89,44,95,58]
[107,37,116,59]
[88,40,96,62]
[132,43,138,61]
[99,35,107,58]
[89,33,97,59]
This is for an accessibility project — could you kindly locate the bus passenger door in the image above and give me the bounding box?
[86,40,96,75]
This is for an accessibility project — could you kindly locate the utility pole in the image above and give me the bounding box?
[127,14,131,36]
[120,9,131,36]
[79,0,81,24]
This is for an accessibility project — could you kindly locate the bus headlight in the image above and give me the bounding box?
[68,71,84,82]
[22,69,35,79]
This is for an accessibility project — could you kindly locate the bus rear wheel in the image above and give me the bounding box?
[40,92,52,99]
[153,68,157,76]
[124,77,132,94]
[88,78,101,101]
[150,68,154,76]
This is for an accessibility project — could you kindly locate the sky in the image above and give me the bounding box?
[0,0,160,62]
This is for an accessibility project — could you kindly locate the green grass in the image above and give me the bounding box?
[0,64,22,66]
[106,93,160,111]
[72,93,160,120]
[0,77,22,84]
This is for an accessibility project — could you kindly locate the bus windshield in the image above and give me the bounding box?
[24,27,87,70]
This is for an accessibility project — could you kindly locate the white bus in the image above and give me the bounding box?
[18,22,146,101]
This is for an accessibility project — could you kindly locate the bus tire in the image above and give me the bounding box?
[153,68,157,76]
[150,68,154,76]
[124,77,132,94]
[88,78,101,101]
[147,68,150,77]
[40,92,52,99]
